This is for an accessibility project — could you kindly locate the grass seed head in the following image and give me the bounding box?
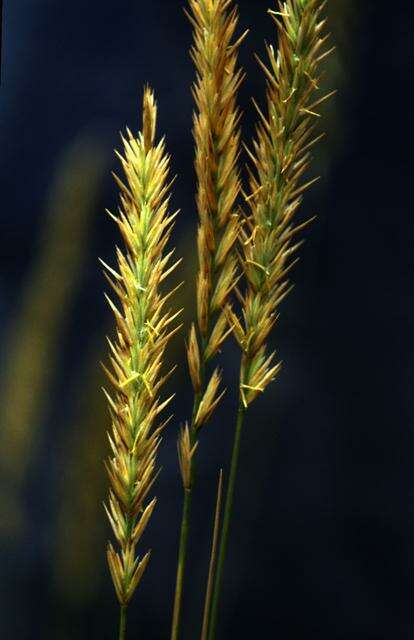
[236,0,333,405]
[190,0,246,361]
[103,87,180,605]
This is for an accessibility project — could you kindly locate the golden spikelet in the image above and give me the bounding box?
[103,87,181,607]
[234,0,334,406]
[189,0,247,370]
[178,424,198,491]
[186,323,201,394]
[194,368,225,430]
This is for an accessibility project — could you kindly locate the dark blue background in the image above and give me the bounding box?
[1,1,414,638]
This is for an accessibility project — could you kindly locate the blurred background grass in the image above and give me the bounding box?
[1,1,414,638]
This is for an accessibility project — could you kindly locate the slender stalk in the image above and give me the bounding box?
[171,383,203,640]
[171,431,196,639]
[171,487,193,640]
[118,605,127,640]
[201,470,223,640]
[208,400,246,640]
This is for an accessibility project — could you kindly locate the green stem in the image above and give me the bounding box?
[171,480,194,640]
[171,380,203,640]
[119,605,127,640]
[207,400,246,640]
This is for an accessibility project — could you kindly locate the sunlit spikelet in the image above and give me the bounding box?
[178,424,198,490]
[234,0,333,406]
[187,323,202,394]
[194,368,225,429]
[103,87,181,606]
[188,0,247,374]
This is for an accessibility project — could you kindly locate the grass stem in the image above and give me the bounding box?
[207,400,246,639]
[171,386,203,640]
[119,605,127,640]
[201,470,223,640]
[171,482,194,640]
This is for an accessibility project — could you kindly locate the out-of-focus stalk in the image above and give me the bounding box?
[0,137,105,535]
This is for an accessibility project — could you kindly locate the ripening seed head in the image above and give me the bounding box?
[235,0,334,405]
[103,87,181,605]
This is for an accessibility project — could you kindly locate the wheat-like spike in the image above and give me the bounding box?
[238,0,333,406]
[103,87,180,609]
[208,4,333,632]
[190,0,246,362]
[171,4,246,638]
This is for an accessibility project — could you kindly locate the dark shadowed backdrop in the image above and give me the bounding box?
[1,0,414,638]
